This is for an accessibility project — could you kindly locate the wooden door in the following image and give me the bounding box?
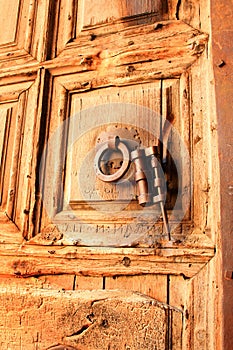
[0,1,223,349]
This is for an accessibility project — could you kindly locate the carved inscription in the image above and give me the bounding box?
[58,222,146,237]
[50,218,163,247]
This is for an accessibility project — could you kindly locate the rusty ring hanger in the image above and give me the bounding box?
[94,137,130,182]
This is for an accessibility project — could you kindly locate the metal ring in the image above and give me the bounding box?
[94,140,130,182]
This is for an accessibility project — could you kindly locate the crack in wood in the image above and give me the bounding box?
[91,298,109,307]
[176,0,182,20]
[66,325,91,338]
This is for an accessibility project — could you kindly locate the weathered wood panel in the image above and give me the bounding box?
[0,245,213,279]
[38,275,76,291]
[47,20,208,81]
[0,0,55,72]
[169,275,191,349]
[54,0,167,55]
[0,109,8,156]
[52,0,204,56]
[0,73,47,239]
[54,0,78,56]
[79,0,164,29]
[41,73,194,247]
[190,266,210,350]
[179,71,192,221]
[105,274,167,302]
[191,59,209,232]
[64,82,161,205]
[0,0,20,46]
[75,276,103,290]
[167,0,201,29]
[0,287,182,350]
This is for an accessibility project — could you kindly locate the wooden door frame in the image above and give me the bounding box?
[211,1,233,349]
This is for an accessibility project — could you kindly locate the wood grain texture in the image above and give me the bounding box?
[38,274,76,291]
[0,75,44,237]
[0,0,54,72]
[177,0,201,28]
[0,81,33,222]
[0,226,214,278]
[0,287,182,350]
[54,0,167,54]
[52,0,202,55]
[105,274,167,302]
[167,0,201,29]
[75,276,103,290]
[79,0,164,29]
[46,20,208,84]
[179,71,192,220]
[54,0,78,56]
[0,109,8,157]
[169,275,191,349]
[0,0,20,46]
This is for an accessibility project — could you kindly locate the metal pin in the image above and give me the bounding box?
[145,146,171,240]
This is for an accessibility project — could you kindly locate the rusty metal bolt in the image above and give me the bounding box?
[225,270,233,280]
[217,60,226,68]
[131,149,151,205]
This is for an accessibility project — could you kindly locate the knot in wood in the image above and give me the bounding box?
[122,256,131,267]
[154,23,163,30]
[127,65,135,73]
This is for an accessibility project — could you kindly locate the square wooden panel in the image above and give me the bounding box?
[54,0,167,56]
[77,0,165,30]
[41,77,191,247]
[0,0,54,71]
[0,0,20,46]
[51,0,203,58]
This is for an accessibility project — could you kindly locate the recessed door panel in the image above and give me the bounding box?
[42,80,191,246]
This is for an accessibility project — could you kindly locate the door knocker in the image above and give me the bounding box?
[94,135,130,182]
[93,127,171,238]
